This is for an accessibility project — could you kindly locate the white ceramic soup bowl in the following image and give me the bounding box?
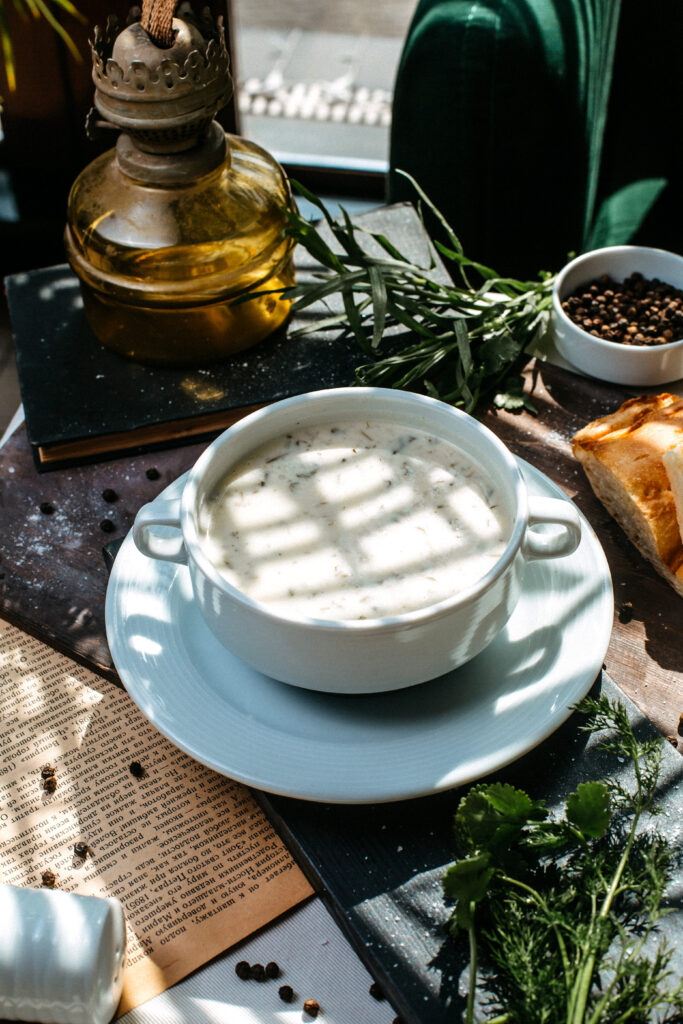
[133,388,581,693]
[552,245,683,385]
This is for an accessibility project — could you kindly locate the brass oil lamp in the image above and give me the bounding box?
[65,0,296,366]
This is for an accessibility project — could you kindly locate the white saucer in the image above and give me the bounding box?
[105,459,613,804]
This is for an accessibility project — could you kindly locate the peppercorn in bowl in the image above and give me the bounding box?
[551,246,683,385]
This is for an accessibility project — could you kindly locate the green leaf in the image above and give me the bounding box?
[366,231,411,263]
[368,264,387,348]
[586,178,668,250]
[455,783,546,853]
[492,375,536,415]
[453,318,473,376]
[442,852,495,905]
[566,781,611,838]
[478,333,522,376]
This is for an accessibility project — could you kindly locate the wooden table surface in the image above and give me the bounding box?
[0,357,681,747]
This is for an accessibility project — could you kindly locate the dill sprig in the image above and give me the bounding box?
[277,174,555,414]
[442,695,683,1023]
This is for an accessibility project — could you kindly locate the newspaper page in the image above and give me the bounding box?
[0,619,313,1014]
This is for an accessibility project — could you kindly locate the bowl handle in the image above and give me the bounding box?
[133,498,187,564]
[522,496,581,561]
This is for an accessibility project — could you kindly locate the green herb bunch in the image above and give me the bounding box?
[279,175,555,414]
[443,695,683,1023]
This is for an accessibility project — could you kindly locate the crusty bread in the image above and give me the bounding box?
[572,393,683,598]
[662,443,683,547]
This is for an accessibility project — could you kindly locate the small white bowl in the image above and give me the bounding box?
[132,388,581,694]
[552,245,683,385]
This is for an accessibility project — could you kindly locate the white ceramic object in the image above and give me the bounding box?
[133,388,581,694]
[0,884,126,1024]
[552,245,683,385]
[107,460,613,803]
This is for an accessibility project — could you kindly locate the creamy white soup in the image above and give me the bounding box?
[197,421,512,620]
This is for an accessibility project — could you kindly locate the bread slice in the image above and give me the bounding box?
[572,393,683,597]
[662,442,683,546]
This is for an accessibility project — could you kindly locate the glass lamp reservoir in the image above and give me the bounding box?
[65,4,296,365]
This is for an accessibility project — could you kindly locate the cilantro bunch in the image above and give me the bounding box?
[443,696,683,1023]
[277,174,554,414]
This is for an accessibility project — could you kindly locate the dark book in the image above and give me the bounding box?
[5,203,438,471]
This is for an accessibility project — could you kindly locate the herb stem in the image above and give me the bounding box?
[568,810,642,1024]
[466,909,477,1024]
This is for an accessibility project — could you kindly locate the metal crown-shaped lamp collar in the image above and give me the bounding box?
[88,0,232,181]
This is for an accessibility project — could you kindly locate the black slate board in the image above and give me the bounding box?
[6,263,359,467]
[256,674,683,1024]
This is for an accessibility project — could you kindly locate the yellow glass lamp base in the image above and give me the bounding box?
[79,266,294,366]
[66,131,297,368]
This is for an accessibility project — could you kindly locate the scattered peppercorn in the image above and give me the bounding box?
[265,961,280,979]
[561,272,683,347]
[43,776,57,794]
[74,841,89,859]
[618,601,633,624]
[40,502,54,515]
[40,764,56,779]
[41,870,56,888]
[392,1017,403,1024]
[146,467,160,480]
[303,999,320,1018]
[102,488,118,503]
[678,713,683,737]
[100,519,115,533]
[129,760,145,778]
[666,735,678,748]
[278,984,294,1002]
[250,963,266,981]
[369,981,385,1000]
[235,960,251,980]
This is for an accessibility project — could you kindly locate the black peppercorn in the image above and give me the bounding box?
[235,960,251,980]
[303,999,320,1018]
[369,981,385,1000]
[43,776,57,794]
[146,467,160,480]
[40,502,54,515]
[41,870,56,888]
[40,764,56,779]
[74,841,89,859]
[100,519,115,533]
[250,963,266,981]
[278,984,294,1002]
[102,488,118,503]
[265,961,280,979]
[129,760,145,778]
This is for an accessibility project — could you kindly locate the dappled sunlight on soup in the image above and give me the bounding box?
[197,421,512,620]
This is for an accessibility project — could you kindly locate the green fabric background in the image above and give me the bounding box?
[388,0,682,279]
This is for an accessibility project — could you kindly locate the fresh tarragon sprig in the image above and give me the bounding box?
[442,695,683,1023]
[274,174,555,414]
